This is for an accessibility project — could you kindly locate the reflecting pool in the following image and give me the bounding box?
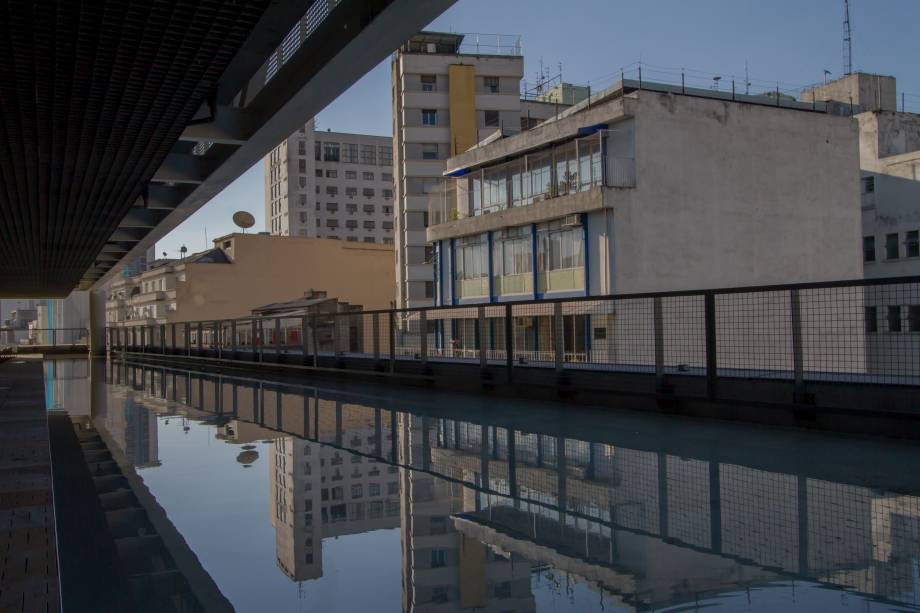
[48,358,920,612]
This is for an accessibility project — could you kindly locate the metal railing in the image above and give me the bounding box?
[108,276,920,395]
[1,328,89,353]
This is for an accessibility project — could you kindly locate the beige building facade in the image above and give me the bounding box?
[105,233,394,329]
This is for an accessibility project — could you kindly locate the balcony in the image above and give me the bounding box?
[428,129,635,234]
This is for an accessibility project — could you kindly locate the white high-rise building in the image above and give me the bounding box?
[265,120,395,244]
[391,32,560,309]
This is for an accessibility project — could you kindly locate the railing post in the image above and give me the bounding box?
[790,289,806,400]
[197,322,203,355]
[372,313,381,363]
[420,310,428,368]
[505,303,514,382]
[301,315,308,364]
[388,311,396,373]
[553,301,564,373]
[170,323,177,355]
[275,317,282,358]
[257,319,264,362]
[478,306,488,371]
[230,320,237,358]
[184,323,191,357]
[160,324,166,355]
[704,293,718,400]
[311,312,319,368]
[330,313,339,358]
[654,297,666,390]
[216,321,222,360]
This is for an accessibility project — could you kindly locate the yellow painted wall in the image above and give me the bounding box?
[448,64,477,155]
[171,234,395,322]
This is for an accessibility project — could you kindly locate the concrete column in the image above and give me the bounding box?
[89,289,107,355]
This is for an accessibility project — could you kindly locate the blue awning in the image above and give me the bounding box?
[576,123,608,137]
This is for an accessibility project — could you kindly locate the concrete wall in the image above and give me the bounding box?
[612,91,863,293]
[801,73,897,112]
[172,234,395,321]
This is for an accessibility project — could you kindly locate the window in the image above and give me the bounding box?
[343,143,359,163]
[351,484,362,498]
[888,305,902,332]
[298,159,307,173]
[381,172,393,182]
[363,188,375,197]
[907,230,919,258]
[360,144,376,165]
[863,236,875,262]
[346,203,357,214]
[493,226,533,295]
[865,306,877,333]
[886,233,899,259]
[383,206,392,215]
[424,281,434,298]
[326,202,338,212]
[383,189,393,199]
[298,176,306,188]
[382,221,393,230]
[298,141,306,155]
[326,219,338,228]
[484,110,500,127]
[862,176,875,193]
[323,142,340,162]
[909,305,920,332]
[483,76,500,93]
[363,204,375,213]
[326,186,338,196]
[431,587,448,604]
[494,582,511,598]
[363,220,376,229]
[431,549,447,568]
[346,220,358,229]
[378,146,392,166]
[314,141,321,160]
[454,234,489,298]
[421,109,437,126]
[369,483,380,496]
[345,170,357,179]
[299,194,306,206]
[537,218,585,292]
[421,74,437,91]
[363,171,375,181]
[422,143,439,160]
[314,168,323,177]
[346,187,357,198]
[326,169,337,178]
[387,481,398,494]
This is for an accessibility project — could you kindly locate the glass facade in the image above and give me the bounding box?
[537,219,585,293]
[492,226,532,296]
[453,235,489,299]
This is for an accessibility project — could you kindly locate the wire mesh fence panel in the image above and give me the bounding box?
[589,297,654,372]
[508,302,555,367]
[661,294,707,374]
[849,282,920,384]
[716,290,793,379]
[798,285,869,381]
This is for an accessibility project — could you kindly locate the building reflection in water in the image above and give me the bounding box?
[95,359,920,611]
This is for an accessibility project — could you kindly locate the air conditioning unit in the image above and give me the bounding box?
[561,214,582,227]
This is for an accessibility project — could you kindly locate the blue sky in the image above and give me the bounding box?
[156,0,920,258]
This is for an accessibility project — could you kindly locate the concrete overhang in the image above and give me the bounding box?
[443,97,632,177]
[426,186,605,242]
[90,0,457,293]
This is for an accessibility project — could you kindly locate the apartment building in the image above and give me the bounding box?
[802,73,920,371]
[265,120,395,244]
[424,79,862,368]
[105,233,394,329]
[391,32,561,309]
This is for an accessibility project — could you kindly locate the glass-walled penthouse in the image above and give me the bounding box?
[427,127,635,305]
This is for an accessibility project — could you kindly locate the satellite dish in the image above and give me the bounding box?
[232,211,256,232]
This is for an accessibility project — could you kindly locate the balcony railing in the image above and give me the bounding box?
[428,129,635,228]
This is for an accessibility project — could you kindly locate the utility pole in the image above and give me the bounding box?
[843,0,853,75]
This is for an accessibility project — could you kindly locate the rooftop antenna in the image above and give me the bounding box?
[843,0,853,75]
[744,60,751,95]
